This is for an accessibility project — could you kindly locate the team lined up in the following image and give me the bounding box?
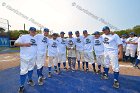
[121,32,140,68]
[15,26,125,93]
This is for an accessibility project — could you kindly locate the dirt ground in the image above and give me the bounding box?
[0,53,140,76]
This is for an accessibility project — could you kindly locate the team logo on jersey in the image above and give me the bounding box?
[85,38,91,44]
[103,37,109,44]
[61,39,66,44]
[42,37,47,43]
[52,42,57,48]
[129,39,133,42]
[95,40,101,46]
[68,40,73,45]
[76,38,81,43]
[30,39,37,46]
[122,40,125,43]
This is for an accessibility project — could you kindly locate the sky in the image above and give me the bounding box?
[0,0,140,34]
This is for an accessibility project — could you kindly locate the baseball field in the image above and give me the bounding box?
[0,49,140,93]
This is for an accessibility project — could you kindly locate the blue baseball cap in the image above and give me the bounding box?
[75,31,79,34]
[44,28,49,32]
[83,30,87,33]
[121,34,126,37]
[29,27,36,31]
[52,33,58,36]
[93,31,100,35]
[129,32,135,35]
[60,31,65,34]
[68,31,73,35]
[102,26,110,31]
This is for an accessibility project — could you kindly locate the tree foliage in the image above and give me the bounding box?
[114,25,140,37]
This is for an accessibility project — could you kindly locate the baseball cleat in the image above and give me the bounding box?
[42,75,46,80]
[96,70,101,74]
[93,69,97,73]
[64,67,67,69]
[38,77,44,85]
[101,73,109,80]
[18,86,24,93]
[58,69,61,74]
[113,80,120,89]
[85,68,89,72]
[27,80,35,86]
[48,72,52,78]
[54,70,59,74]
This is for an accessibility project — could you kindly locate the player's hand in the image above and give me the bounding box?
[23,43,31,47]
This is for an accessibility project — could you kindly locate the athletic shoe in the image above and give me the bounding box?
[27,80,35,86]
[58,69,61,74]
[85,68,89,72]
[18,86,24,93]
[38,77,44,85]
[93,69,96,73]
[113,80,120,89]
[64,67,68,71]
[42,75,46,80]
[101,73,109,80]
[54,70,59,74]
[96,70,101,74]
[48,72,52,78]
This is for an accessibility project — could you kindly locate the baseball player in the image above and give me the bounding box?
[125,32,138,64]
[75,31,84,70]
[134,35,140,68]
[120,34,127,61]
[101,26,123,88]
[47,33,59,77]
[35,28,49,85]
[93,31,104,74]
[66,31,76,71]
[57,31,67,72]
[15,27,37,93]
[83,30,96,72]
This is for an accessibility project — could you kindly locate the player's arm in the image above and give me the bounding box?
[14,43,31,47]
[118,44,123,60]
[130,38,138,45]
[14,36,31,47]
[115,34,123,60]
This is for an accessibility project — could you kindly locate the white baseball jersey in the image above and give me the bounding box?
[48,38,59,56]
[66,37,76,57]
[102,34,122,54]
[57,37,67,54]
[15,34,37,60]
[121,38,127,51]
[138,37,140,51]
[93,36,104,55]
[75,36,84,51]
[83,35,94,52]
[126,37,138,49]
[35,34,48,55]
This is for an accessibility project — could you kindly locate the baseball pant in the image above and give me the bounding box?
[96,55,104,66]
[83,52,94,64]
[36,54,46,69]
[125,48,137,57]
[48,56,58,67]
[104,52,119,72]
[20,57,36,75]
